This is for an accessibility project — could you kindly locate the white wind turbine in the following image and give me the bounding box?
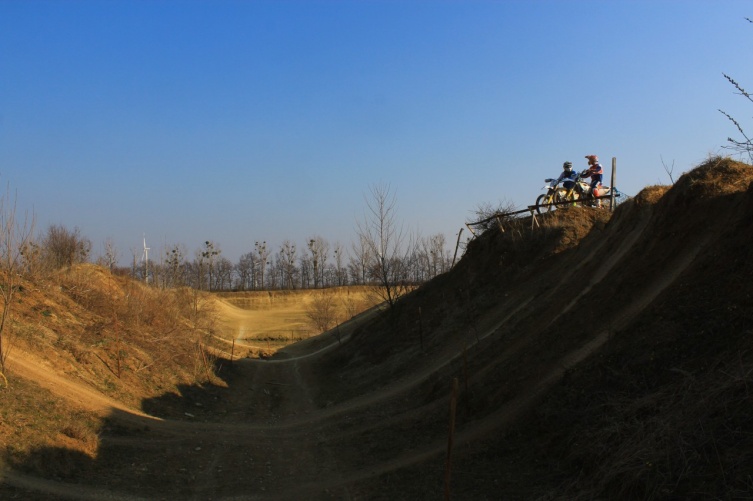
[142,234,150,283]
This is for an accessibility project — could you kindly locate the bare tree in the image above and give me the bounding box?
[349,234,372,285]
[299,254,312,289]
[129,246,140,280]
[254,241,270,290]
[307,236,329,288]
[0,187,35,377]
[236,251,256,290]
[213,256,233,291]
[265,257,278,289]
[19,240,42,280]
[719,18,753,162]
[278,240,297,289]
[199,240,221,291]
[470,199,517,234]
[660,156,677,184]
[332,241,346,286]
[305,290,339,333]
[428,233,449,276]
[165,243,187,288]
[41,224,91,270]
[101,237,119,273]
[356,183,412,308]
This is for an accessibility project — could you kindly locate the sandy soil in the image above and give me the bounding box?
[3,157,753,499]
[1,231,699,500]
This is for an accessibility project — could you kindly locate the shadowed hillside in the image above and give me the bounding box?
[1,157,752,500]
[304,156,753,499]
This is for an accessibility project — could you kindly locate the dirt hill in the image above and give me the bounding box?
[1,156,752,500]
[213,286,380,350]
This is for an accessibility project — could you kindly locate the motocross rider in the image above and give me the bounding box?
[556,161,577,189]
[582,155,604,207]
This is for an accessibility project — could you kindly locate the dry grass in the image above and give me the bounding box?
[215,286,380,345]
[542,348,753,500]
[4,262,226,403]
[634,185,671,205]
[0,264,237,480]
[670,155,753,199]
[2,157,753,499]
[1,375,101,474]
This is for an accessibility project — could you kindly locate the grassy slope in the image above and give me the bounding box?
[307,157,753,499]
[0,271,379,482]
[214,286,380,347]
[2,156,752,499]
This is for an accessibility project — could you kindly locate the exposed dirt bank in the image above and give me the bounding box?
[2,157,753,499]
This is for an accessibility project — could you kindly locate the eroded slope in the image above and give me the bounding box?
[2,157,753,500]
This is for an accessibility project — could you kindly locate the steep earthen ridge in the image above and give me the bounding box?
[2,157,753,499]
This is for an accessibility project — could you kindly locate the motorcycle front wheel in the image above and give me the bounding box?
[535,194,556,215]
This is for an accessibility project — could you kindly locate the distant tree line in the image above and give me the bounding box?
[120,231,452,292]
[0,177,455,388]
[88,183,456,295]
[5,184,457,298]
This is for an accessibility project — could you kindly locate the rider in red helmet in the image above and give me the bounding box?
[582,155,604,207]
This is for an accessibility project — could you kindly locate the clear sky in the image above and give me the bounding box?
[1,0,751,266]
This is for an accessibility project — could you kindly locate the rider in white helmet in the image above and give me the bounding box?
[556,161,577,189]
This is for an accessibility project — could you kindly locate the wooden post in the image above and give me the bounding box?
[445,377,459,501]
[418,307,424,351]
[494,215,506,234]
[451,228,464,267]
[611,157,617,212]
[463,345,469,411]
[199,342,212,382]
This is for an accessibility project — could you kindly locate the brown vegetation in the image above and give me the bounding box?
[215,286,379,349]
[1,157,753,500]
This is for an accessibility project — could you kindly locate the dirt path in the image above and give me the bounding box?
[1,213,714,499]
[3,349,352,499]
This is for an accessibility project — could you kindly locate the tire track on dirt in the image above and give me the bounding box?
[268,231,713,496]
[0,462,149,501]
[6,352,157,420]
[555,205,651,320]
[2,210,710,499]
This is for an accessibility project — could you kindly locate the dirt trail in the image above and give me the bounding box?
[1,223,707,500]
[7,161,749,499]
[6,352,155,420]
[3,159,751,499]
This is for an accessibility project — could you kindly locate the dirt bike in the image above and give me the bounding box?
[535,173,589,214]
[536,170,621,214]
[567,170,623,210]
[535,178,566,214]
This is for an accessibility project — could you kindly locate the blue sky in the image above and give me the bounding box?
[1,0,751,265]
